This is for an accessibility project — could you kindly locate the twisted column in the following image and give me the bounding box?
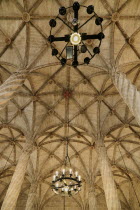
[97,141,121,210]
[88,188,98,210]
[0,69,28,110]
[1,142,33,210]
[111,67,140,125]
[25,181,38,210]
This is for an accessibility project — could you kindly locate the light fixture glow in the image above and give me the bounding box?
[70,33,81,45]
[74,36,78,42]
[52,167,82,196]
[52,140,82,197]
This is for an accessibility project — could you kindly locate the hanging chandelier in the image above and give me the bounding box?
[52,139,82,196]
[48,1,105,67]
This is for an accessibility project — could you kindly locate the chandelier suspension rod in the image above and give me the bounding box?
[64,138,71,167]
[73,2,79,32]
[49,33,102,43]
[74,46,78,65]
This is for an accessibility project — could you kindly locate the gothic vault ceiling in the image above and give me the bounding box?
[0,0,140,209]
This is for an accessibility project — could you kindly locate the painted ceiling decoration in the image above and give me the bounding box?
[0,0,140,210]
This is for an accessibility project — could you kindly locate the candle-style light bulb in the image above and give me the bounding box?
[53,175,56,181]
[56,171,59,176]
[78,175,81,181]
[55,183,59,188]
[75,171,78,177]
[65,187,69,192]
[62,168,65,174]
[69,168,73,175]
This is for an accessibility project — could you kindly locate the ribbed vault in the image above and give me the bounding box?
[0,0,140,209]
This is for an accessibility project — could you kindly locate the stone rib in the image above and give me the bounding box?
[0,70,28,110]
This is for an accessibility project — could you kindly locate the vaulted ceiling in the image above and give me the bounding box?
[0,0,140,209]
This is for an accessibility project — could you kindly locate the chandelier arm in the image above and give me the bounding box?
[74,45,78,64]
[57,16,74,31]
[73,9,78,32]
[54,184,81,189]
[52,36,70,42]
[82,34,100,40]
[78,14,95,30]
[90,54,96,60]
[53,177,81,183]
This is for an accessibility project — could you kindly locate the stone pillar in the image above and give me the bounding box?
[98,143,121,210]
[0,69,28,110]
[1,142,33,210]
[111,67,140,126]
[88,188,98,210]
[25,181,38,210]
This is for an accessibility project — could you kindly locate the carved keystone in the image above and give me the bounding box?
[128,37,135,44]
[86,39,93,46]
[111,12,120,22]
[63,90,72,98]
[5,37,11,45]
[124,123,129,128]
[22,12,30,22]
[97,95,104,101]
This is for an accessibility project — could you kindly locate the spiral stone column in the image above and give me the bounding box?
[98,141,121,210]
[1,142,33,210]
[88,188,98,210]
[0,69,28,110]
[111,67,140,126]
[25,181,38,210]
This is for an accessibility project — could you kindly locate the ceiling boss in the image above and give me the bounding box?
[48,1,105,67]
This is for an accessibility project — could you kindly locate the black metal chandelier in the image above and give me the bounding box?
[48,1,105,67]
[52,139,82,196]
